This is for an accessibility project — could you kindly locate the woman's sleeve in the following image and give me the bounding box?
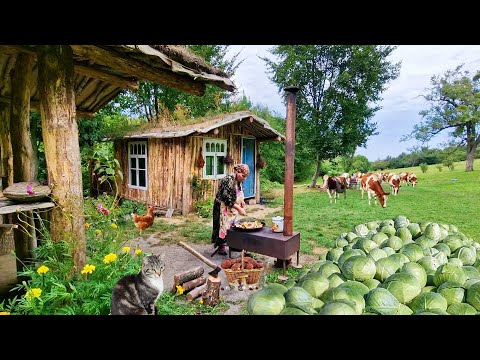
[217,175,237,208]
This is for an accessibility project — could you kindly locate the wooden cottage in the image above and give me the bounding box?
[0,45,235,272]
[113,111,285,215]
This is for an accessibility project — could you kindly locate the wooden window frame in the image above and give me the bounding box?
[128,141,148,190]
[203,138,227,180]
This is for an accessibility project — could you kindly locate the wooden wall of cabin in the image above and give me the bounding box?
[114,121,261,215]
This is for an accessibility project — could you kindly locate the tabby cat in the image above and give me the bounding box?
[111,253,165,315]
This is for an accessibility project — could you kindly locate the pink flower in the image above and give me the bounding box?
[102,208,109,216]
[97,203,103,211]
[26,184,35,196]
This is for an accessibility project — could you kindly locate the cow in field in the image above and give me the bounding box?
[322,175,347,204]
[407,172,417,187]
[361,173,390,208]
[387,173,401,195]
[399,172,409,186]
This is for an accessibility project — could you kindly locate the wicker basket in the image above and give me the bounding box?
[223,251,263,285]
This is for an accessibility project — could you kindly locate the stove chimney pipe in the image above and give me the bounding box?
[283,86,300,236]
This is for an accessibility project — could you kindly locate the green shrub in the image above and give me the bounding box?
[420,163,429,173]
[194,198,214,218]
[436,164,443,172]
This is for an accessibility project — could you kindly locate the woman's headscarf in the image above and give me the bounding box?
[234,163,250,176]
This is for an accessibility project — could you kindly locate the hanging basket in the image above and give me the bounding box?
[196,148,205,168]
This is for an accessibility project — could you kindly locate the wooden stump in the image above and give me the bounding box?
[186,283,207,302]
[202,276,221,306]
[181,276,206,292]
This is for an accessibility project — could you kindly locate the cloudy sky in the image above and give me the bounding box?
[226,45,480,161]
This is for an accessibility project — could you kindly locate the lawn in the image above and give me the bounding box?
[277,159,480,254]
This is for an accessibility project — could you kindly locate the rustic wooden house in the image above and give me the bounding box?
[0,45,235,272]
[112,111,285,215]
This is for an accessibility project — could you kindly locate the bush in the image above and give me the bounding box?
[436,164,443,172]
[420,163,428,173]
[194,198,214,218]
[443,159,454,171]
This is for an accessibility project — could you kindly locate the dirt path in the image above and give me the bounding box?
[129,204,319,315]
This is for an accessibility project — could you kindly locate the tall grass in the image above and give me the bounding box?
[285,159,480,254]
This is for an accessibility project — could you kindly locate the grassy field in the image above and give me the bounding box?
[282,159,480,254]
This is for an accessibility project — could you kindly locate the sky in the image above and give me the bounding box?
[226,45,480,162]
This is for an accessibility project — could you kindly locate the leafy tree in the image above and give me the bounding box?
[351,155,372,173]
[112,45,242,122]
[402,65,480,171]
[262,45,400,187]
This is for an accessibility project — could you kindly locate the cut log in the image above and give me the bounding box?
[202,276,221,306]
[181,276,206,293]
[172,266,204,290]
[186,283,207,302]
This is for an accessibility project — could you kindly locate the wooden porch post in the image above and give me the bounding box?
[0,103,13,187]
[10,52,36,182]
[37,45,86,272]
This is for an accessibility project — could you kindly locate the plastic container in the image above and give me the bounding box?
[272,216,284,233]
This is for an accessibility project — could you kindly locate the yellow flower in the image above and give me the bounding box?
[85,223,91,229]
[103,253,117,264]
[95,229,102,235]
[81,264,96,275]
[121,246,131,254]
[25,288,42,299]
[0,311,10,315]
[135,249,142,255]
[110,223,118,229]
[37,265,49,275]
[176,285,184,295]
[198,299,204,305]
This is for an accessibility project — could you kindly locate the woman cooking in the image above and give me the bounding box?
[211,163,250,256]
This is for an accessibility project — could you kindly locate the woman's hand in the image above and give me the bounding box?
[238,208,247,216]
[240,200,246,208]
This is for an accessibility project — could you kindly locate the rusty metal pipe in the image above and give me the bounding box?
[283,86,300,236]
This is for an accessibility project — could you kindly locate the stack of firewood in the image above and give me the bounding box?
[172,266,220,304]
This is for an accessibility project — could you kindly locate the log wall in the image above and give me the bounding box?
[114,122,261,215]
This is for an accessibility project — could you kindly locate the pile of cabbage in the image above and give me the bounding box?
[247,215,480,315]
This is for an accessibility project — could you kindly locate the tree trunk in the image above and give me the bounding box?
[10,52,36,182]
[172,266,204,291]
[186,283,207,302]
[180,276,206,292]
[465,140,475,171]
[0,103,13,187]
[310,154,321,188]
[37,45,86,272]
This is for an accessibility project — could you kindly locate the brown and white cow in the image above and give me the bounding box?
[387,173,401,196]
[322,175,347,204]
[399,172,409,186]
[407,172,417,187]
[361,173,390,208]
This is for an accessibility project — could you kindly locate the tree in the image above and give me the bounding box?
[113,46,242,122]
[262,46,400,187]
[402,65,480,171]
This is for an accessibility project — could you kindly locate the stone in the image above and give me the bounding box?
[3,182,51,202]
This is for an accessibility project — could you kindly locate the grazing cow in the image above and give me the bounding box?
[407,172,417,187]
[361,173,390,208]
[399,172,409,186]
[322,175,347,204]
[387,173,401,196]
[340,173,351,187]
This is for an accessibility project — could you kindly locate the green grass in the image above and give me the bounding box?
[289,159,480,254]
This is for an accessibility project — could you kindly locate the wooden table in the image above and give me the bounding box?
[225,226,300,275]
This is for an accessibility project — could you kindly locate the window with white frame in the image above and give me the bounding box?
[128,141,148,190]
[203,139,227,179]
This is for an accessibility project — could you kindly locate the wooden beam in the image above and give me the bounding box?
[73,64,139,91]
[0,45,140,92]
[70,45,206,96]
[0,224,18,228]
[0,96,95,119]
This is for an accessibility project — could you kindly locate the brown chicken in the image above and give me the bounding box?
[131,205,155,234]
